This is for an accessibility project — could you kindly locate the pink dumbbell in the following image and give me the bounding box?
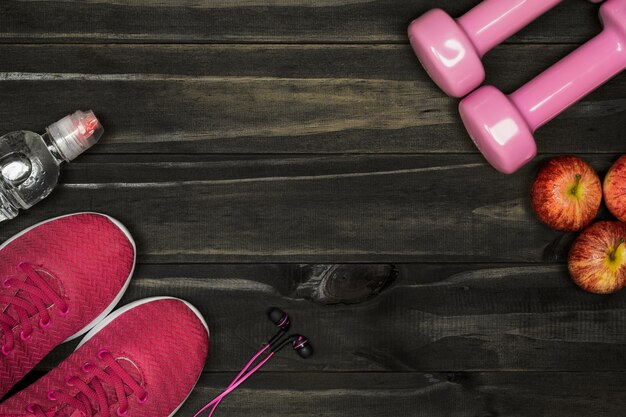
[459,0,626,174]
[408,0,602,97]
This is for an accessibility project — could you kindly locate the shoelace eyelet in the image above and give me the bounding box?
[81,361,95,373]
[2,278,11,289]
[58,304,71,317]
[117,406,128,417]
[47,390,57,401]
[20,330,33,341]
[137,393,148,404]
[26,403,38,414]
[96,348,110,360]
[1,345,12,356]
[39,317,51,328]
[65,377,75,387]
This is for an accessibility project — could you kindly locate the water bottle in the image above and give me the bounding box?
[0,111,103,223]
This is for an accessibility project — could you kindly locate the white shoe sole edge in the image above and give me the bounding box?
[75,296,210,417]
[0,212,137,342]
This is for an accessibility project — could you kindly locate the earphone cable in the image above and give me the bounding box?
[193,352,275,417]
[193,341,280,417]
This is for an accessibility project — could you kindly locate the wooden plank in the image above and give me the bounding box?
[175,372,626,417]
[0,153,609,263]
[32,263,626,372]
[10,371,625,416]
[1,153,619,263]
[0,43,622,154]
[0,1,600,44]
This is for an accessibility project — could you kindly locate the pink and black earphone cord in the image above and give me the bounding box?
[193,308,312,417]
[193,343,275,417]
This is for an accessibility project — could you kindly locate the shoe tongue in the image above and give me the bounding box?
[115,357,143,385]
[31,267,65,298]
[96,357,144,411]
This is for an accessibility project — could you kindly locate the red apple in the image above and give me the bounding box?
[568,221,626,294]
[531,156,602,232]
[604,155,626,222]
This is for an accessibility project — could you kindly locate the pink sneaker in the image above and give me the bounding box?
[0,297,210,417]
[0,213,135,398]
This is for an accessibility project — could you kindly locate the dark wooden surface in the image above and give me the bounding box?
[1,0,626,416]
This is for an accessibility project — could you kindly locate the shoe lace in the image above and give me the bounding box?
[26,349,148,417]
[0,262,70,356]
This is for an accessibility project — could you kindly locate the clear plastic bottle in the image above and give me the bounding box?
[0,111,103,223]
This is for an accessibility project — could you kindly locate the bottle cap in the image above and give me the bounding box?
[47,110,103,162]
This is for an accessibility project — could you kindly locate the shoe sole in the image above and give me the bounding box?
[0,212,136,342]
[76,296,210,417]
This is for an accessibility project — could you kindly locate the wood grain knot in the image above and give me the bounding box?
[296,264,397,305]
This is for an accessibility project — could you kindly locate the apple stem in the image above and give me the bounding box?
[569,174,582,196]
[609,238,625,262]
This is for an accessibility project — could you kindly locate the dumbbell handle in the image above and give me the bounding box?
[510,29,626,131]
[458,0,561,56]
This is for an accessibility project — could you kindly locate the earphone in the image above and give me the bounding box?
[194,308,313,417]
[276,334,313,358]
[266,307,290,345]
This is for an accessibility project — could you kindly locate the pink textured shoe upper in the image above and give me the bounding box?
[0,213,135,398]
[0,297,209,417]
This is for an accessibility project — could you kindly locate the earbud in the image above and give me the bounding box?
[273,334,313,358]
[267,307,290,331]
[266,307,290,346]
[292,335,313,358]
